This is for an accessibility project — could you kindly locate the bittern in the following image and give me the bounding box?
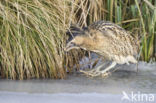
[65,21,138,77]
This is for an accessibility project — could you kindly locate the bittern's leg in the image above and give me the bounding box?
[80,63,106,77]
[100,61,116,77]
[88,63,106,73]
[80,61,117,77]
[101,61,117,74]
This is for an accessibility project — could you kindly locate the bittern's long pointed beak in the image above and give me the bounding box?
[64,41,79,52]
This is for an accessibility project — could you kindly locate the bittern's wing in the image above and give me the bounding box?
[88,21,139,57]
[88,21,127,37]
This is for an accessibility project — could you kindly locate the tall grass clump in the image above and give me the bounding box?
[0,0,71,79]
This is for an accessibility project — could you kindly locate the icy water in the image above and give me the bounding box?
[0,62,156,103]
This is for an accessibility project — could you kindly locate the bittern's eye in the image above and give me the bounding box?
[69,41,75,45]
[89,33,93,36]
[66,41,76,47]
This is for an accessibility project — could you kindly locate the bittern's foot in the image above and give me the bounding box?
[101,72,111,78]
[80,69,112,77]
[79,69,101,77]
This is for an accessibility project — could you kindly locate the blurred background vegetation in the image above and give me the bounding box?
[0,0,155,79]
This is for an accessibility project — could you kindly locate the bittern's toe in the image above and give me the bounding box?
[79,70,101,77]
[101,72,111,78]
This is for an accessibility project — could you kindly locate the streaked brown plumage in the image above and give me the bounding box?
[65,21,139,77]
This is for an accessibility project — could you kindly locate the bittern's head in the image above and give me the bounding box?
[65,25,91,51]
[65,35,87,51]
